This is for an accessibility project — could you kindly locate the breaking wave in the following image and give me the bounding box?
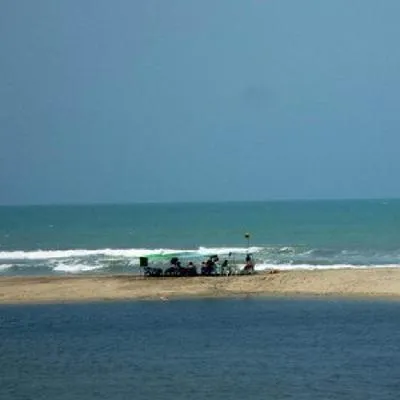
[1,245,400,275]
[0,246,262,261]
[52,263,105,273]
[254,263,400,271]
[0,264,13,271]
[0,248,191,260]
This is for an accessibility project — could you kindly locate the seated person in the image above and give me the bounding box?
[185,261,197,276]
[201,261,207,275]
[170,257,179,266]
[164,257,180,275]
[244,254,254,273]
[201,258,215,275]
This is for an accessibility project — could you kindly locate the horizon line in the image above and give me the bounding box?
[0,197,398,207]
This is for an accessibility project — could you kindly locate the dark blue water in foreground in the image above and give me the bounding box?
[1,298,400,399]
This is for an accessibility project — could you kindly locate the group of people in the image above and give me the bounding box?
[164,254,255,277]
[164,257,198,276]
[141,254,255,277]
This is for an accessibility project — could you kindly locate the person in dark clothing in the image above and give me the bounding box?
[244,254,254,273]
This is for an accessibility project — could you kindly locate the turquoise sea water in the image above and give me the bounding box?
[1,298,400,399]
[1,199,400,275]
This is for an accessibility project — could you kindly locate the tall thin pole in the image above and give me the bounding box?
[244,233,250,253]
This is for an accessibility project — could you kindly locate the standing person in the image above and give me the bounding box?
[221,259,229,275]
[205,257,214,275]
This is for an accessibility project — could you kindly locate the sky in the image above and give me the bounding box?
[1,0,400,205]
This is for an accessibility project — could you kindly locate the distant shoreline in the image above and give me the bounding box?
[1,268,400,304]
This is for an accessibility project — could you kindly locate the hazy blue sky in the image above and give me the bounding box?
[1,1,400,205]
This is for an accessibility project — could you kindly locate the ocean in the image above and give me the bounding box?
[1,298,399,399]
[2,201,400,400]
[1,199,400,275]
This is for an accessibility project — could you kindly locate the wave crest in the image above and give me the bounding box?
[2,245,400,275]
[0,246,262,261]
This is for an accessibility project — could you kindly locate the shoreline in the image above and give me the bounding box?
[2,268,400,304]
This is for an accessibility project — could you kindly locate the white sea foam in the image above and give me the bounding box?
[254,263,400,271]
[0,264,13,271]
[3,245,396,273]
[278,247,295,253]
[197,246,262,255]
[0,248,192,260]
[0,246,263,261]
[53,263,104,273]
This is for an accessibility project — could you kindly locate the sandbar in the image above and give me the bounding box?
[1,268,400,304]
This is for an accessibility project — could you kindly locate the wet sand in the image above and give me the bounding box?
[1,268,400,304]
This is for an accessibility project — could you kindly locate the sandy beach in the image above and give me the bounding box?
[1,268,400,304]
